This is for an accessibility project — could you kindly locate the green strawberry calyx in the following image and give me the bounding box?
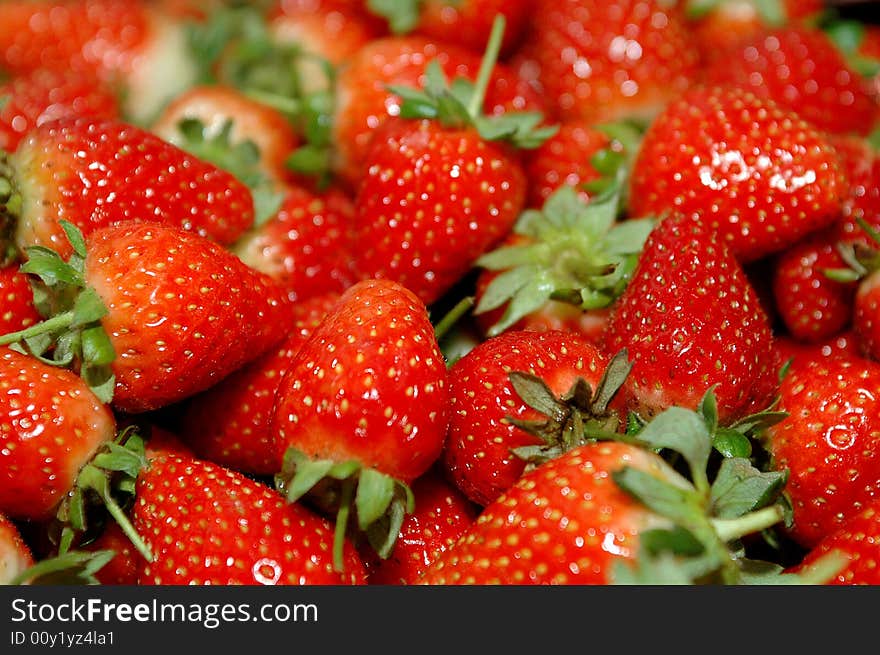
[9,549,117,586]
[0,220,116,404]
[366,0,424,34]
[386,14,558,149]
[684,0,787,26]
[474,183,654,337]
[275,448,415,573]
[824,217,880,284]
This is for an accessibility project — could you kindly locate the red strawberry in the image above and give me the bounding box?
[179,292,339,476]
[232,184,356,304]
[0,68,119,153]
[83,520,140,586]
[701,25,879,136]
[788,498,880,585]
[773,330,863,369]
[272,278,450,568]
[0,0,198,125]
[0,265,40,335]
[367,0,530,57]
[764,356,880,549]
[420,433,789,584]
[366,468,478,585]
[604,212,779,425]
[627,85,847,263]
[2,116,257,260]
[0,346,116,522]
[133,453,368,585]
[442,329,628,507]
[1,512,35,584]
[328,33,544,188]
[512,0,700,124]
[0,220,292,414]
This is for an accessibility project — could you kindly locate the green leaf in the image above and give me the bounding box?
[355,468,396,531]
[612,466,699,526]
[712,428,753,459]
[710,458,788,519]
[367,0,423,34]
[632,406,713,489]
[508,371,568,422]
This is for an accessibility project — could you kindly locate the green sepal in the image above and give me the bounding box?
[9,549,116,586]
[824,18,880,78]
[367,0,423,34]
[612,466,702,527]
[709,458,788,519]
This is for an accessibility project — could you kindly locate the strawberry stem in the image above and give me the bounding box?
[432,295,474,342]
[710,505,785,543]
[0,309,76,346]
[466,14,506,119]
[333,477,356,573]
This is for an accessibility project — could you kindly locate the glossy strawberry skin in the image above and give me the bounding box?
[12,116,256,260]
[0,346,117,521]
[84,221,292,414]
[0,68,119,153]
[513,0,700,124]
[0,266,40,335]
[419,441,673,585]
[853,271,880,360]
[0,512,34,584]
[411,0,531,57]
[604,213,778,425]
[443,329,618,507]
[367,469,478,585]
[628,85,847,263]
[179,293,339,476]
[789,499,880,585]
[133,454,368,585]
[232,185,357,304]
[702,25,879,136]
[271,278,449,484]
[353,118,526,306]
[331,35,543,187]
[765,356,880,549]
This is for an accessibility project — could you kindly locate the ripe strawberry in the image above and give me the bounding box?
[328,32,544,187]
[701,25,879,136]
[442,329,629,507]
[133,453,368,585]
[366,468,478,585]
[604,212,779,425]
[421,419,791,585]
[272,278,450,569]
[472,184,653,338]
[0,265,40,335]
[0,346,116,522]
[763,356,880,549]
[82,520,140,586]
[150,84,300,187]
[773,330,863,369]
[232,184,356,304]
[627,85,847,263]
[788,498,880,585]
[366,0,530,57]
[0,220,292,414]
[0,68,119,153]
[512,0,700,124]
[351,17,555,305]
[179,292,339,476]
[0,0,198,125]
[1,512,35,584]
[2,115,257,260]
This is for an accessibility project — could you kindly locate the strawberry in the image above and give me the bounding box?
[0,265,40,335]
[2,115,257,261]
[763,356,880,549]
[604,212,779,425]
[0,0,198,125]
[272,278,450,569]
[82,520,140,586]
[701,24,879,136]
[351,17,555,305]
[0,220,292,414]
[150,84,300,187]
[133,453,368,585]
[0,68,119,153]
[366,468,478,585]
[512,0,700,125]
[788,498,880,585]
[366,0,530,57]
[472,184,653,338]
[327,32,544,188]
[627,85,847,263]
[179,292,339,477]
[773,330,863,369]
[442,329,630,508]
[1,512,34,584]
[421,404,793,585]
[231,184,357,304]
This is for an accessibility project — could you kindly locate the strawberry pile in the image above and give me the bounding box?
[2,0,880,587]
